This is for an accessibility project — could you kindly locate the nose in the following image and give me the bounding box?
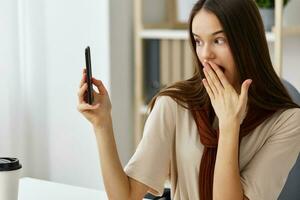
[198,44,215,61]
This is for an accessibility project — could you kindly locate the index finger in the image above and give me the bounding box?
[79,72,87,88]
[209,61,230,88]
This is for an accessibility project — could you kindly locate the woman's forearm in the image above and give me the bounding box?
[93,116,130,200]
[213,121,244,200]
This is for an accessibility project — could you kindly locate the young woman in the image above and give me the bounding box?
[77,0,300,199]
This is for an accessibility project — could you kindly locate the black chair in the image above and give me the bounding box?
[144,188,171,200]
[278,80,300,200]
[282,79,300,105]
[278,153,300,200]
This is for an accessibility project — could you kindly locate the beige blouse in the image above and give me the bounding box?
[124,96,300,200]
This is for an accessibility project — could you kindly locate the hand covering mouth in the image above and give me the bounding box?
[203,63,226,73]
[219,65,225,73]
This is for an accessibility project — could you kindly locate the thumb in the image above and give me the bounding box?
[240,79,252,101]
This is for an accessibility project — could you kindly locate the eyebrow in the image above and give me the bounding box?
[192,30,224,37]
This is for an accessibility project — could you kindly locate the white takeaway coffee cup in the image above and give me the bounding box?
[0,158,22,200]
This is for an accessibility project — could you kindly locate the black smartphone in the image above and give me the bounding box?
[85,46,94,105]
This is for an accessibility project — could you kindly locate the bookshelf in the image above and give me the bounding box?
[133,0,300,147]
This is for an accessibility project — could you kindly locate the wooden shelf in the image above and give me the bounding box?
[140,26,300,41]
[282,26,300,36]
[140,29,276,42]
[140,29,188,40]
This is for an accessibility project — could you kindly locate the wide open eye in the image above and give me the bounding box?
[214,38,226,45]
[195,39,204,46]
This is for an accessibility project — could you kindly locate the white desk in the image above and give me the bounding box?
[18,177,148,200]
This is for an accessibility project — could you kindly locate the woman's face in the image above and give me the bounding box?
[192,9,240,91]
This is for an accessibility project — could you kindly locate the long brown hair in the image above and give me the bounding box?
[149,0,298,112]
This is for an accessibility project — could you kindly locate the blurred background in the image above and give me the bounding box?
[0,0,299,191]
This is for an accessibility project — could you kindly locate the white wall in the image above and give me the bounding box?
[266,1,300,91]
[42,0,109,189]
[1,0,111,190]
[42,0,134,188]
[0,0,22,158]
[281,0,300,91]
[17,0,49,182]
[109,0,134,166]
[281,37,300,92]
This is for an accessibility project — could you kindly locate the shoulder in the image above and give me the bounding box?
[147,96,178,124]
[269,108,300,142]
[143,96,178,140]
[152,95,191,116]
[149,95,178,115]
[272,108,300,129]
[155,95,177,106]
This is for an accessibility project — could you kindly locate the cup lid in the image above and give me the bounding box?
[0,158,22,171]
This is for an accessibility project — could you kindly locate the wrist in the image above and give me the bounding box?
[219,120,240,140]
[93,115,113,133]
[219,119,240,130]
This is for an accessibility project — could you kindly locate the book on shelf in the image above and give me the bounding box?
[144,39,161,103]
[171,40,182,83]
[183,40,194,80]
[160,39,171,86]
[144,39,195,104]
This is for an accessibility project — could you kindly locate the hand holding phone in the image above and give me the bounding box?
[85,46,94,105]
[78,47,113,129]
